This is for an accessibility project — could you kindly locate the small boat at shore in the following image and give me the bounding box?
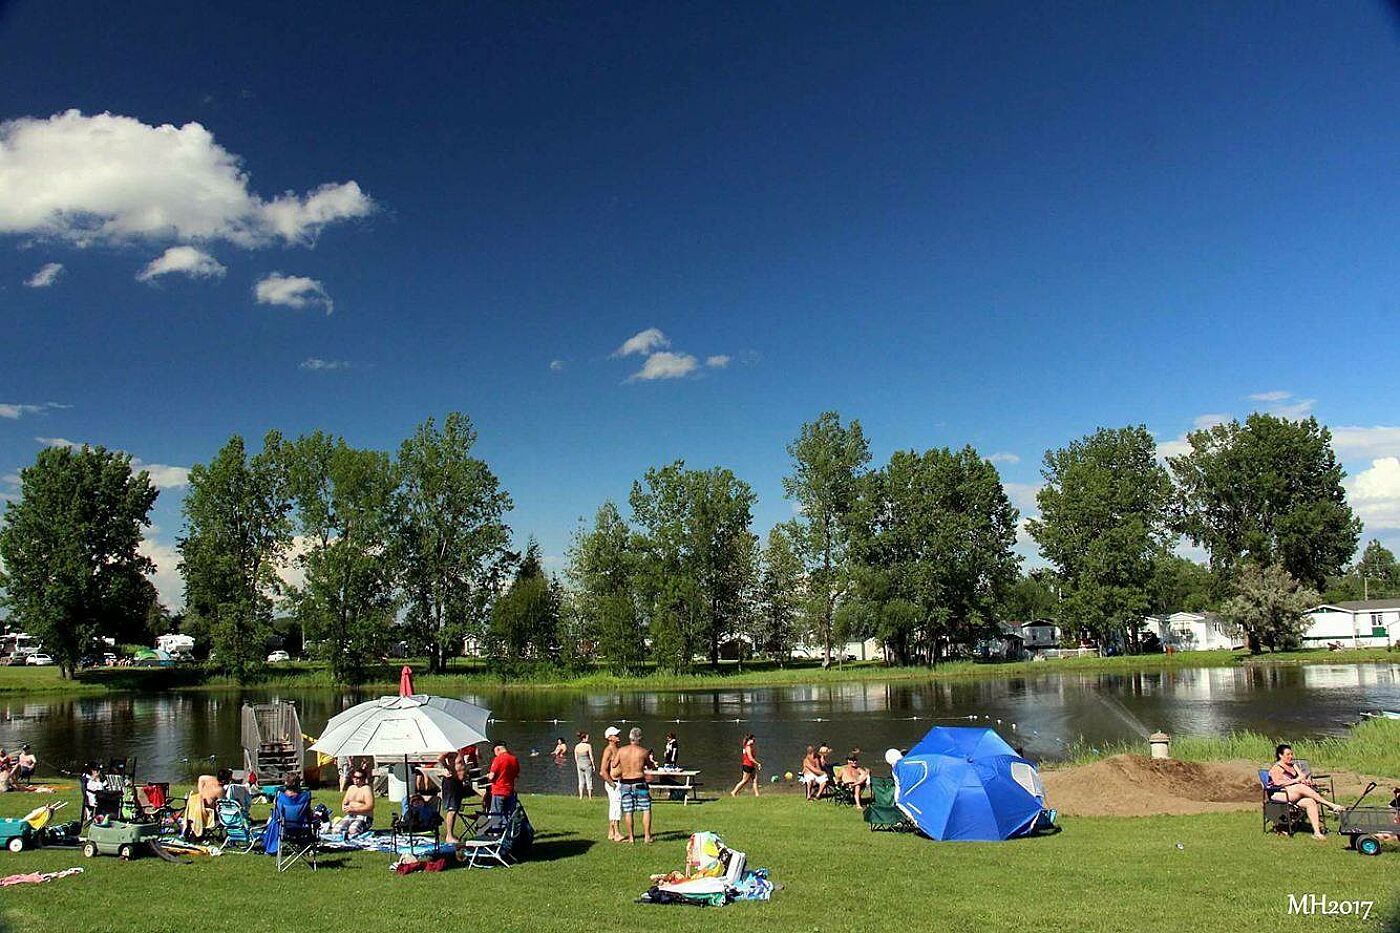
[1359,709,1400,721]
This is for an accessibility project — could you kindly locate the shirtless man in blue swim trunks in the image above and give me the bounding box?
[614,727,657,844]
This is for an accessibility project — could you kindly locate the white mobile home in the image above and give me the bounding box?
[1143,612,1242,652]
[1021,619,1060,650]
[1303,599,1400,649]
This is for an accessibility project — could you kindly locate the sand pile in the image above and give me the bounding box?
[1042,755,1262,817]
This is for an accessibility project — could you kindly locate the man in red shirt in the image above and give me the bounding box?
[485,742,520,832]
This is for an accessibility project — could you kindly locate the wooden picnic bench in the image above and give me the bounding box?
[645,769,702,804]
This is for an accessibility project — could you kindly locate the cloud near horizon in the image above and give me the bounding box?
[137,245,227,282]
[254,272,333,313]
[24,262,63,287]
[1347,457,1400,531]
[0,110,374,248]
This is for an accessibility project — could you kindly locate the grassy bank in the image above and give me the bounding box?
[1065,717,1400,778]
[0,785,1394,932]
[2,645,1394,698]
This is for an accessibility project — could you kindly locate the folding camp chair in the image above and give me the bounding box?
[391,795,443,855]
[863,777,916,832]
[271,790,318,871]
[215,798,259,853]
[457,805,533,868]
[827,779,856,807]
[1260,770,1307,835]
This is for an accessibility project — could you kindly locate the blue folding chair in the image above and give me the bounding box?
[267,790,318,871]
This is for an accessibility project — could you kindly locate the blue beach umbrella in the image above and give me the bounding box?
[892,726,1046,841]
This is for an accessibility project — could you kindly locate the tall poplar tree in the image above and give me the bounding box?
[284,432,400,685]
[179,433,291,681]
[783,412,870,667]
[393,413,513,672]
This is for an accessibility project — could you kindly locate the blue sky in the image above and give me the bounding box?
[3,1,1400,607]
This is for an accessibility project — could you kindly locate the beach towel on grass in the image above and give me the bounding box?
[317,830,453,858]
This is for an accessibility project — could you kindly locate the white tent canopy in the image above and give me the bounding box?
[309,694,491,758]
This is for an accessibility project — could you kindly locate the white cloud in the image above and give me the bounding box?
[705,355,731,369]
[1003,481,1043,513]
[24,262,63,287]
[1272,399,1316,419]
[1193,413,1230,430]
[1347,458,1400,530]
[299,357,349,372]
[549,359,566,372]
[0,402,65,419]
[274,535,314,593]
[254,272,333,313]
[139,531,183,610]
[1,473,19,486]
[988,452,1021,464]
[1330,426,1400,460]
[628,351,699,382]
[132,460,190,489]
[136,245,226,282]
[0,110,374,247]
[1241,391,1316,420]
[614,327,670,358]
[34,435,78,448]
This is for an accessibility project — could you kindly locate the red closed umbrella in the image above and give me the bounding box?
[399,665,415,697]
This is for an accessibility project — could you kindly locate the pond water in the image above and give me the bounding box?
[3,663,1397,794]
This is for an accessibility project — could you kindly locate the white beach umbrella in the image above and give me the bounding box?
[309,695,491,758]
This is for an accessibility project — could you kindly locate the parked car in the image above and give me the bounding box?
[266,650,291,663]
[25,653,54,666]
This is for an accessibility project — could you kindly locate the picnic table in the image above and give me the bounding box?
[646,769,702,804]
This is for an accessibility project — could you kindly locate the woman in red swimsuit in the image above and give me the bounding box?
[1268,743,1344,839]
[730,734,762,798]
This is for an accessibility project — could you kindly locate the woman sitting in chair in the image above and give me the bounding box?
[1268,743,1344,840]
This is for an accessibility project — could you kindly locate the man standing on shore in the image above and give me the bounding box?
[614,726,657,844]
[598,726,623,842]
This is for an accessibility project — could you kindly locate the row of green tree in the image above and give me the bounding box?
[0,409,1382,680]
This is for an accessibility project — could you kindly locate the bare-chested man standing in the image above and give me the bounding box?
[614,726,658,844]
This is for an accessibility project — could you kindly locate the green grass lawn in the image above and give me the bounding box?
[0,787,1395,932]
[5,644,1396,698]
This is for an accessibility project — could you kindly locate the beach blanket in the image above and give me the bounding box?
[0,867,83,887]
[317,830,454,858]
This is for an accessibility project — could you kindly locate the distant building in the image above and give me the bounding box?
[1021,619,1060,651]
[977,622,1026,660]
[792,638,886,663]
[1303,599,1400,648]
[1142,612,1241,652]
